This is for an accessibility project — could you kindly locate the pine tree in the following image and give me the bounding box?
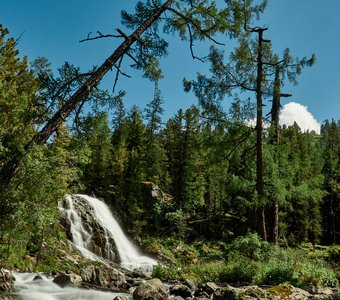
[320,120,340,244]
[144,81,168,185]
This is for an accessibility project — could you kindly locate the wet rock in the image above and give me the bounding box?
[132,267,150,279]
[53,273,82,287]
[33,274,43,281]
[59,195,119,262]
[133,278,168,300]
[170,284,192,298]
[80,265,126,289]
[114,296,130,300]
[0,269,13,293]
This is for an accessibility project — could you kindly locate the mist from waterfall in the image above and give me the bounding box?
[58,194,157,271]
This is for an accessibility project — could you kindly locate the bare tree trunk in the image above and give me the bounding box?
[0,0,174,188]
[254,27,268,241]
[270,65,291,244]
[272,65,280,245]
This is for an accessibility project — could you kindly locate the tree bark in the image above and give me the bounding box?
[270,64,291,244]
[254,27,267,241]
[272,65,280,245]
[0,0,174,188]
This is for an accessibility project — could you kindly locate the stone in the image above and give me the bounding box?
[114,296,130,300]
[0,269,13,293]
[53,273,82,287]
[268,283,311,300]
[212,285,242,300]
[202,282,220,295]
[183,279,196,291]
[170,284,192,298]
[33,274,43,281]
[132,267,150,279]
[133,278,169,300]
[170,296,185,300]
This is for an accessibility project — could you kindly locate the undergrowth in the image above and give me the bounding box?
[148,233,339,288]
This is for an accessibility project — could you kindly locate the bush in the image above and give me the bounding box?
[149,234,339,288]
[254,259,298,286]
[225,232,272,260]
[219,255,258,284]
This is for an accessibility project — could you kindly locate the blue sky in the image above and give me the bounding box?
[1,0,339,127]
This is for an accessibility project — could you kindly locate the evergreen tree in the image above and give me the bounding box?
[144,81,168,185]
[281,124,325,245]
[320,120,340,244]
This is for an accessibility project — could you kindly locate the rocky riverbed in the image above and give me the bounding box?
[1,264,340,300]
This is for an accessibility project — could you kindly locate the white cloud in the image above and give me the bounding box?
[280,102,321,134]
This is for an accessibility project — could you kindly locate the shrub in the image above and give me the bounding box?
[225,232,272,260]
[254,259,298,286]
[219,255,258,284]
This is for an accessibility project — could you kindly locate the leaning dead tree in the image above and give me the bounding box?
[0,0,174,188]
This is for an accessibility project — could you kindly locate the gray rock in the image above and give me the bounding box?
[80,265,126,288]
[212,284,241,300]
[53,273,82,287]
[267,283,311,300]
[170,297,185,300]
[183,279,196,291]
[0,269,13,293]
[170,284,192,298]
[202,282,220,295]
[133,267,150,279]
[311,290,340,300]
[113,296,130,300]
[60,195,119,262]
[133,278,169,300]
[33,274,43,281]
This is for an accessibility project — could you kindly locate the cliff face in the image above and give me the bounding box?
[59,195,119,262]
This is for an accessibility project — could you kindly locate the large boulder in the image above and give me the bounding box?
[53,273,82,287]
[133,278,168,300]
[80,265,127,289]
[267,283,311,300]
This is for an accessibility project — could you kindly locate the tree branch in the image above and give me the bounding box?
[166,6,225,46]
[79,32,123,43]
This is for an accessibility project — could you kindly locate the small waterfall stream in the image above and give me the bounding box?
[13,273,123,300]
[11,194,157,299]
[58,194,157,270]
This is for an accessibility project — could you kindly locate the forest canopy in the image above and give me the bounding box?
[0,1,339,274]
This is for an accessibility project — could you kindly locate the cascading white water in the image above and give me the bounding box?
[59,194,157,271]
[12,273,124,300]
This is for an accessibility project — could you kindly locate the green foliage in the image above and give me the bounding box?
[150,234,338,287]
[226,232,272,260]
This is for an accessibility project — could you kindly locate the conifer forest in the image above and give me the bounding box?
[0,0,339,291]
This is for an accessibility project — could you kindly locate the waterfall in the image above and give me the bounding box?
[13,273,122,300]
[58,194,157,271]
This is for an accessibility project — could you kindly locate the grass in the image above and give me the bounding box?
[149,233,339,288]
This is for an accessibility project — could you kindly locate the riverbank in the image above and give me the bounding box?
[1,265,340,300]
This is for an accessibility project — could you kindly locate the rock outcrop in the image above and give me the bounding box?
[59,195,119,262]
[80,265,128,290]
